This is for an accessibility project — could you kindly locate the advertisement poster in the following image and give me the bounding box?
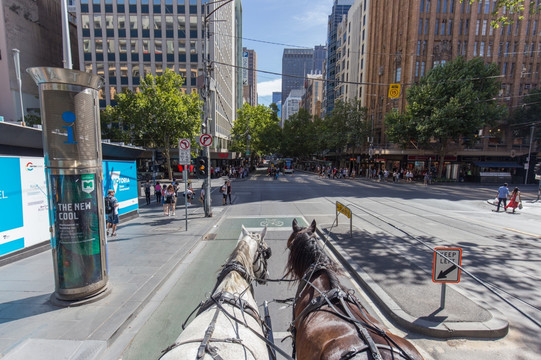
[51,173,103,289]
[0,157,24,256]
[103,160,138,215]
[20,158,49,248]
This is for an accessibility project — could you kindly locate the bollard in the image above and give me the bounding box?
[27,67,109,302]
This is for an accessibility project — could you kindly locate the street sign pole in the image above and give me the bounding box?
[179,138,191,230]
[440,283,447,309]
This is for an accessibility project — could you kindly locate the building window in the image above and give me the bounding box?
[118,15,125,29]
[94,15,102,29]
[482,20,487,36]
[131,40,138,53]
[95,39,103,53]
[395,67,401,82]
[130,15,138,30]
[82,15,90,29]
[107,39,115,53]
[154,15,162,30]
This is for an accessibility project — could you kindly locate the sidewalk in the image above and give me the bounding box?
[0,194,221,359]
[318,224,509,339]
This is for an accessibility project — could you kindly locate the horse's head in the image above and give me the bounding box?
[285,219,340,280]
[241,225,272,284]
[287,218,316,249]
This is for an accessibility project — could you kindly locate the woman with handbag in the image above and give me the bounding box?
[505,187,522,213]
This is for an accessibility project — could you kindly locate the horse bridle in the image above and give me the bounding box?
[288,235,415,360]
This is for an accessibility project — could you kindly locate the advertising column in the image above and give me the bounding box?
[27,67,108,301]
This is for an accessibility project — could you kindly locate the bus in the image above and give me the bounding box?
[283,158,294,173]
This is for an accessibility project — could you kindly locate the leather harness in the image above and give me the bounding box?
[289,263,415,360]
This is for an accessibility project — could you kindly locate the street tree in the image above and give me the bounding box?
[102,69,202,180]
[232,103,281,159]
[509,88,541,141]
[281,109,319,158]
[321,100,370,160]
[385,56,507,177]
[465,1,540,26]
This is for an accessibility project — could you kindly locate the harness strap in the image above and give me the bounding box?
[337,294,383,360]
[197,307,221,359]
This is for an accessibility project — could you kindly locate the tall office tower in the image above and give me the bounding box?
[301,73,324,119]
[73,0,240,153]
[242,48,257,106]
[272,92,281,105]
[313,45,327,73]
[282,88,305,126]
[281,48,314,106]
[0,0,78,123]
[324,0,354,115]
[340,0,541,147]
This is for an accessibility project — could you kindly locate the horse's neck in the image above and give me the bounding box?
[213,271,257,307]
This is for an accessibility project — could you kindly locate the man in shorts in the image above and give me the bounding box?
[105,189,119,236]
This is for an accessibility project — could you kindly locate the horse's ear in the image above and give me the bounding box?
[260,225,267,240]
[292,218,302,233]
[241,225,249,236]
[309,219,317,233]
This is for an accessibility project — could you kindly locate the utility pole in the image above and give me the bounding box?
[201,0,234,217]
[525,125,535,185]
[12,49,25,126]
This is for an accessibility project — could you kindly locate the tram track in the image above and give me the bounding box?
[315,187,541,329]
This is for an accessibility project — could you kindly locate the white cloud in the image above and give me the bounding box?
[257,78,281,97]
[293,1,332,28]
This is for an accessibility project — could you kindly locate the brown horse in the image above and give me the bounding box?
[285,219,424,360]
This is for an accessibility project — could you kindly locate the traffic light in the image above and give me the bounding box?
[197,157,207,177]
[534,161,541,176]
[155,151,164,164]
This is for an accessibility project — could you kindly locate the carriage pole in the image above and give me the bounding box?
[263,300,277,360]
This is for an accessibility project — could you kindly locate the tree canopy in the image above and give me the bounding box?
[466,0,540,26]
[231,103,281,158]
[101,69,202,179]
[385,57,507,177]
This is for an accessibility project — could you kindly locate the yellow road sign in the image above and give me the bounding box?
[336,201,351,219]
[388,83,400,99]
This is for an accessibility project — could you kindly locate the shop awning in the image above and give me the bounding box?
[473,162,522,168]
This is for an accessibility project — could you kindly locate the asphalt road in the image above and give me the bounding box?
[121,170,541,360]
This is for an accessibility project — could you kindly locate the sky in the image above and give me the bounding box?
[241,0,333,106]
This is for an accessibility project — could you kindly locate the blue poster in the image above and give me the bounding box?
[0,158,24,232]
[102,160,138,215]
[0,158,24,255]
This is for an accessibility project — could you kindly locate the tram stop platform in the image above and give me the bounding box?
[318,223,509,339]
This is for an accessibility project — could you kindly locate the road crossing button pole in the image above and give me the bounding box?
[432,247,462,309]
[27,67,109,302]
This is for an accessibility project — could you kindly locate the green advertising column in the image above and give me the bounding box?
[27,67,109,302]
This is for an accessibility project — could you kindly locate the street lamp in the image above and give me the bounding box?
[12,49,25,126]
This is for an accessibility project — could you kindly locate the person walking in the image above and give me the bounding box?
[220,180,228,205]
[144,180,151,205]
[226,180,232,204]
[154,182,162,204]
[495,183,510,212]
[505,187,522,213]
[105,189,119,237]
[164,184,176,216]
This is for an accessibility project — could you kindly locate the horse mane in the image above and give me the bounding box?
[221,235,256,280]
[285,231,341,281]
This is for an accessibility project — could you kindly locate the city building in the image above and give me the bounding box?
[313,45,327,74]
[323,0,354,115]
[0,0,79,123]
[242,48,257,106]
[334,0,539,181]
[281,48,314,106]
[272,91,281,105]
[72,0,240,156]
[282,88,305,127]
[300,73,324,119]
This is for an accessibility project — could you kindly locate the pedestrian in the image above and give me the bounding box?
[220,180,227,205]
[186,180,193,205]
[144,180,151,205]
[105,189,119,237]
[226,180,232,204]
[505,187,522,213]
[155,182,162,203]
[495,182,510,212]
[199,184,206,204]
[164,184,176,216]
